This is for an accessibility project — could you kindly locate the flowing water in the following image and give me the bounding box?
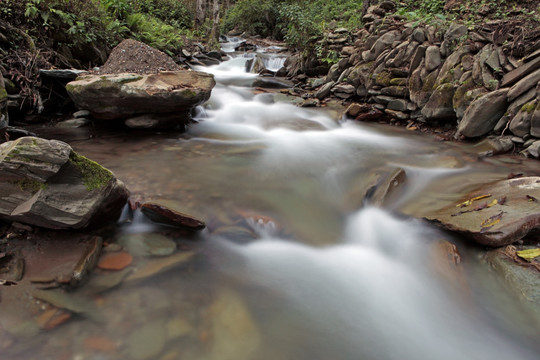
[2,41,540,360]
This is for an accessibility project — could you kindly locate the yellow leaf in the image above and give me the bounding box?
[516,249,540,262]
[487,199,498,207]
[456,194,492,208]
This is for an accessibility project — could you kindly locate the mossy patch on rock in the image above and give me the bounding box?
[69,152,113,191]
[520,101,538,114]
[0,87,7,102]
[12,178,47,193]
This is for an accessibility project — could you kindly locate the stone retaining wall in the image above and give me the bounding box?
[296,2,540,157]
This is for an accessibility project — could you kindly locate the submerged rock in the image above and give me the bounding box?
[0,137,129,229]
[425,177,540,247]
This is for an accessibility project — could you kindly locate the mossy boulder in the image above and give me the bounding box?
[457,88,509,138]
[421,83,456,121]
[66,70,215,121]
[0,137,129,229]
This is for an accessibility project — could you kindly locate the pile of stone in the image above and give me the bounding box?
[293,2,540,158]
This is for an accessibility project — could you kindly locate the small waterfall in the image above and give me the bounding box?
[214,207,539,360]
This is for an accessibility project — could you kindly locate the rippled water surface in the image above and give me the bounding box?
[2,42,540,360]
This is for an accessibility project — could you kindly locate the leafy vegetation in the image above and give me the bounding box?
[223,0,363,54]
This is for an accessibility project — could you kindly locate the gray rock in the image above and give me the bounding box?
[326,63,341,82]
[124,113,189,130]
[385,109,409,120]
[387,99,409,112]
[421,83,455,120]
[119,233,176,257]
[501,56,540,88]
[509,100,536,137]
[409,45,427,74]
[530,103,540,138]
[495,87,537,132]
[39,69,88,79]
[332,83,356,99]
[457,88,508,137]
[0,137,129,229]
[508,68,540,102]
[524,140,540,158]
[380,86,408,98]
[425,46,442,72]
[66,71,215,120]
[444,24,468,43]
[73,110,91,118]
[312,77,328,88]
[315,81,335,100]
[411,28,426,43]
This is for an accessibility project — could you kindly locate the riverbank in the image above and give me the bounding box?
[278,3,540,158]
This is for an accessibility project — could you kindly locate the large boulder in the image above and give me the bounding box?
[457,88,508,138]
[66,71,215,122]
[0,137,129,229]
[425,177,540,247]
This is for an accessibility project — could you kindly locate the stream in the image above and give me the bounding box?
[2,38,540,360]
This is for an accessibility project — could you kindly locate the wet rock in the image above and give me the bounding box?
[126,320,167,360]
[141,202,206,230]
[486,246,540,311]
[32,289,98,317]
[125,251,195,283]
[84,267,133,293]
[205,289,260,360]
[457,88,508,137]
[411,28,426,43]
[118,233,176,257]
[425,176,540,247]
[0,137,129,229]
[530,103,540,138]
[70,236,102,287]
[97,251,133,270]
[124,112,189,130]
[66,71,215,120]
[474,136,515,156]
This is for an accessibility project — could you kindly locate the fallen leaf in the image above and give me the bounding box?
[526,195,538,202]
[456,194,492,208]
[487,199,498,207]
[480,211,503,230]
[516,248,540,262]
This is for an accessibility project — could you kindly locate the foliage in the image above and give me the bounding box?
[0,0,196,63]
[126,13,185,55]
[223,0,363,56]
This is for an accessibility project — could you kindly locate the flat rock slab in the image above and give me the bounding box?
[425,177,540,247]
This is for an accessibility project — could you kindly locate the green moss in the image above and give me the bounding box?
[374,71,392,86]
[13,179,47,193]
[69,152,113,191]
[390,78,408,86]
[0,87,7,102]
[521,101,537,114]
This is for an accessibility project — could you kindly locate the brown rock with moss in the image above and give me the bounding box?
[0,137,129,229]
